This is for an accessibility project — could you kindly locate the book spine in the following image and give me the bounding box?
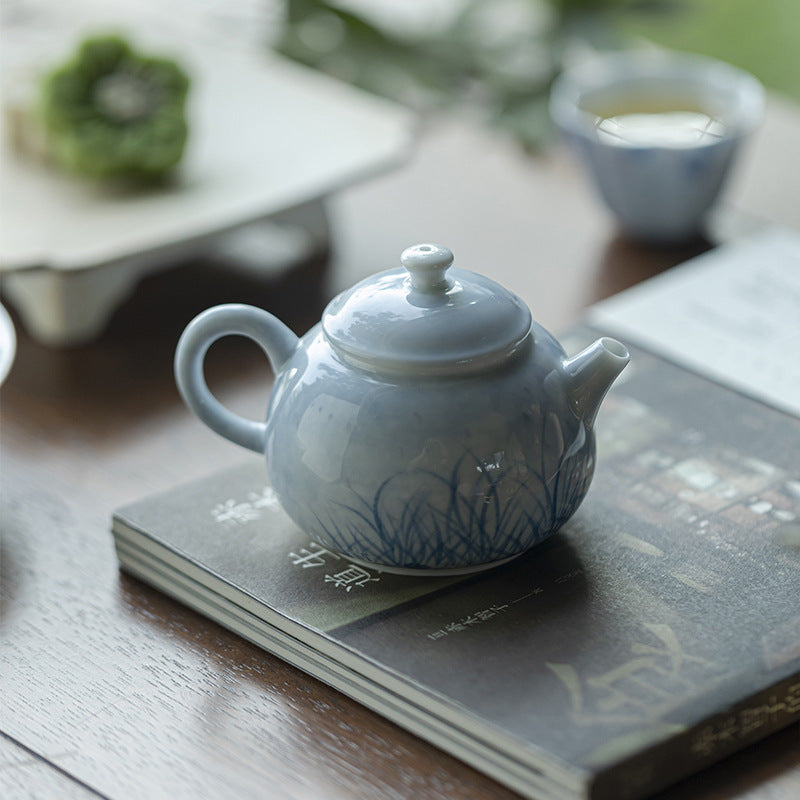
[590,674,800,800]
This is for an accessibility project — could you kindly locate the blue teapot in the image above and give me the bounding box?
[175,244,628,574]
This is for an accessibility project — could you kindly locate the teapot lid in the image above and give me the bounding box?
[322,244,532,376]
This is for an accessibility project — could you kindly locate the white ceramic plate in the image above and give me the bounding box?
[0,17,414,273]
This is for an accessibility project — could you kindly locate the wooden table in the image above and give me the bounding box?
[2,97,799,799]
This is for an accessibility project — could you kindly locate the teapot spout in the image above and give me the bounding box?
[561,337,630,426]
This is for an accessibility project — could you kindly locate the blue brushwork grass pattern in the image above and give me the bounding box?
[308,441,594,569]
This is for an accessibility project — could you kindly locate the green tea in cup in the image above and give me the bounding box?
[587,97,727,148]
[549,51,764,241]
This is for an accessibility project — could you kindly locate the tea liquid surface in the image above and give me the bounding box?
[588,98,726,147]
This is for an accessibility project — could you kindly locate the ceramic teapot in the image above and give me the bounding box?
[175,244,629,574]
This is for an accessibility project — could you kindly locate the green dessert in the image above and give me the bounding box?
[39,35,190,179]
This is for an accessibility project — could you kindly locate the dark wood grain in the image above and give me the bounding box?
[1,112,798,800]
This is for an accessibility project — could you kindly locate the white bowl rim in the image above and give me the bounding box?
[550,49,765,144]
[0,303,17,385]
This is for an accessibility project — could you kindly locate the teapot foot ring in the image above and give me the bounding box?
[342,552,523,577]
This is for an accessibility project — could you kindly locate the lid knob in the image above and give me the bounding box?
[401,244,454,293]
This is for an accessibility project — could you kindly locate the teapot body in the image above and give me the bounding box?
[264,322,595,572]
[175,244,629,574]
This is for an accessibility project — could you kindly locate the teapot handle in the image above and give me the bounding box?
[174,304,300,453]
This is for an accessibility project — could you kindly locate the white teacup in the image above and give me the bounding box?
[550,50,764,243]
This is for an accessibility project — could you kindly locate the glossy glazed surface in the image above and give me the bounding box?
[322,244,532,377]
[264,322,596,569]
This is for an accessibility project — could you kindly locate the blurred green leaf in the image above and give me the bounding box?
[618,0,800,101]
[281,0,768,151]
